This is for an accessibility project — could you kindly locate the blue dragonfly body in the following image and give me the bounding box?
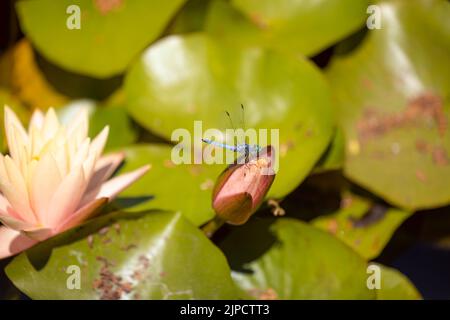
[202,105,262,161]
[201,138,262,160]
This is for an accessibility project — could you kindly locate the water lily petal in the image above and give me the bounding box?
[29,109,45,131]
[42,108,60,141]
[57,197,108,233]
[90,126,109,159]
[21,227,54,241]
[67,109,89,151]
[4,106,29,158]
[46,165,86,228]
[30,152,63,224]
[0,226,37,259]
[85,152,125,195]
[1,155,36,223]
[0,213,34,230]
[93,165,150,201]
[70,137,91,170]
[0,194,14,216]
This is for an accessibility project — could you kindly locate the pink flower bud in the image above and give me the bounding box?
[212,146,276,225]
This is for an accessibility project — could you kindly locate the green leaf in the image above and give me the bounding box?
[312,192,412,260]
[5,211,237,299]
[167,0,211,34]
[327,0,450,210]
[205,0,369,56]
[89,106,138,152]
[376,264,421,300]
[16,0,187,78]
[114,144,222,226]
[313,127,345,173]
[225,218,375,299]
[124,33,334,198]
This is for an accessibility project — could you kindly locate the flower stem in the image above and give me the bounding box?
[202,216,225,238]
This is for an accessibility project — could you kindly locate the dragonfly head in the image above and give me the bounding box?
[248,144,262,155]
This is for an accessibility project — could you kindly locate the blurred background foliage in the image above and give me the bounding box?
[0,0,449,299]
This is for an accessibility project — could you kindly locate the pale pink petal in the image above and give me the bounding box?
[82,153,97,182]
[0,214,34,230]
[66,108,88,138]
[1,156,37,223]
[4,106,29,160]
[46,166,87,228]
[30,152,62,224]
[57,197,108,233]
[90,126,109,159]
[94,165,150,201]
[21,227,54,241]
[0,226,38,259]
[70,137,90,169]
[29,109,45,131]
[42,108,60,141]
[66,109,89,151]
[83,152,125,198]
[0,195,23,223]
[7,123,30,170]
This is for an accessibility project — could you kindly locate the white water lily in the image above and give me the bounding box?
[0,106,149,258]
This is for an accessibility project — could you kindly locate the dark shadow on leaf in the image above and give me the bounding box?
[34,49,122,100]
[113,196,155,209]
[279,171,344,221]
[213,216,278,274]
[332,27,369,57]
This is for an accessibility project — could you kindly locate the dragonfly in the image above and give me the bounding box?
[202,104,262,162]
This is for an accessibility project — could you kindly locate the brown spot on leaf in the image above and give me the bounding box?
[280,140,294,157]
[93,256,133,300]
[249,12,269,30]
[188,165,203,176]
[326,219,338,235]
[113,223,121,234]
[248,288,278,300]
[416,170,427,182]
[340,196,353,209]
[94,0,124,15]
[357,92,446,141]
[121,244,137,251]
[87,234,94,249]
[200,178,214,190]
[98,226,109,236]
[415,139,431,154]
[432,146,449,166]
[163,159,176,168]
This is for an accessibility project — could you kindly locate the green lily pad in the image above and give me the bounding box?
[16,0,186,77]
[57,100,138,152]
[326,0,450,210]
[89,106,138,152]
[6,211,237,299]
[226,218,375,299]
[124,33,334,198]
[205,0,369,56]
[114,144,223,226]
[312,192,412,260]
[376,264,421,300]
[313,127,345,173]
[167,0,211,34]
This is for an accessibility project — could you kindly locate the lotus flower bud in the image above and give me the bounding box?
[212,146,276,225]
